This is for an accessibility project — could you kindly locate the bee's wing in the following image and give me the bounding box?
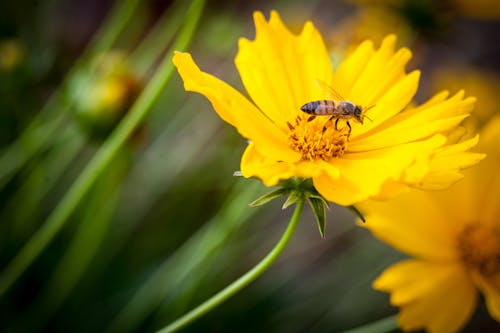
[315,79,345,101]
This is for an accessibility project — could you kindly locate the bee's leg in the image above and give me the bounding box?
[307,115,316,122]
[334,118,340,130]
[322,116,335,133]
[346,121,352,138]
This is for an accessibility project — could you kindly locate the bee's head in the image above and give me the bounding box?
[354,106,363,124]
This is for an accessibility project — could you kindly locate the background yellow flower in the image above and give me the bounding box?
[173,10,482,206]
[431,66,500,127]
[361,116,500,332]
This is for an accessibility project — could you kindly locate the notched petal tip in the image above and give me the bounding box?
[464,95,477,106]
[172,51,199,91]
[253,10,267,30]
[172,50,190,65]
[372,274,389,291]
[358,39,375,51]
[381,34,397,50]
[409,69,421,82]
[269,9,281,23]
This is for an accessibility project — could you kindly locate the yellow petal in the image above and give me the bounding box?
[313,134,446,206]
[173,51,299,162]
[241,143,338,186]
[349,69,420,139]
[473,272,500,321]
[374,260,477,333]
[361,191,459,260]
[370,180,410,200]
[418,135,485,190]
[348,35,412,107]
[351,90,474,151]
[331,39,375,98]
[241,143,296,186]
[235,11,333,127]
[474,116,500,228]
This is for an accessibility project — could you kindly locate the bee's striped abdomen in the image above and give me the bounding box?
[300,100,337,115]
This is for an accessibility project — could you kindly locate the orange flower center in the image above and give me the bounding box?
[287,115,349,161]
[457,224,500,276]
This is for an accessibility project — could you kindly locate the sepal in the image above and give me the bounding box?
[307,196,327,238]
[282,190,303,209]
[347,205,366,222]
[249,188,290,207]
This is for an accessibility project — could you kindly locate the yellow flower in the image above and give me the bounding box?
[329,5,413,55]
[453,0,500,19]
[362,116,500,333]
[173,10,482,206]
[432,66,500,127]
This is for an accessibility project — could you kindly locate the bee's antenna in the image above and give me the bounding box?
[363,105,375,122]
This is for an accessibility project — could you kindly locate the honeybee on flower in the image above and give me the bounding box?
[173,11,483,207]
[299,80,374,138]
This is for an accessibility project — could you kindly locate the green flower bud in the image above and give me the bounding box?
[67,51,142,141]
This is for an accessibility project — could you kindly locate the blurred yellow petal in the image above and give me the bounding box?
[432,66,500,124]
[474,116,500,228]
[418,135,485,190]
[362,191,459,260]
[473,273,500,321]
[454,0,500,20]
[374,260,476,333]
[364,117,500,331]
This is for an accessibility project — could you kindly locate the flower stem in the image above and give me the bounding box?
[107,182,261,333]
[0,0,206,297]
[156,199,305,333]
[0,0,141,190]
[340,314,398,333]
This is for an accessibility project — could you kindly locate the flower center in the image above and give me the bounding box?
[287,115,349,161]
[457,224,500,276]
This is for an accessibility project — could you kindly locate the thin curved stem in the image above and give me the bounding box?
[156,199,305,333]
[106,183,261,333]
[0,0,206,297]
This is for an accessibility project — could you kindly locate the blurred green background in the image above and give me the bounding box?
[1,0,499,332]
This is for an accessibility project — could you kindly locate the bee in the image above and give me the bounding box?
[300,80,373,137]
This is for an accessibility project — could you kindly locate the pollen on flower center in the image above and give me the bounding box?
[287,115,349,161]
[457,224,500,276]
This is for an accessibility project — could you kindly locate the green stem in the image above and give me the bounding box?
[107,182,261,333]
[0,0,206,297]
[340,314,398,333]
[85,0,142,57]
[156,199,305,333]
[130,0,187,77]
[0,0,141,191]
